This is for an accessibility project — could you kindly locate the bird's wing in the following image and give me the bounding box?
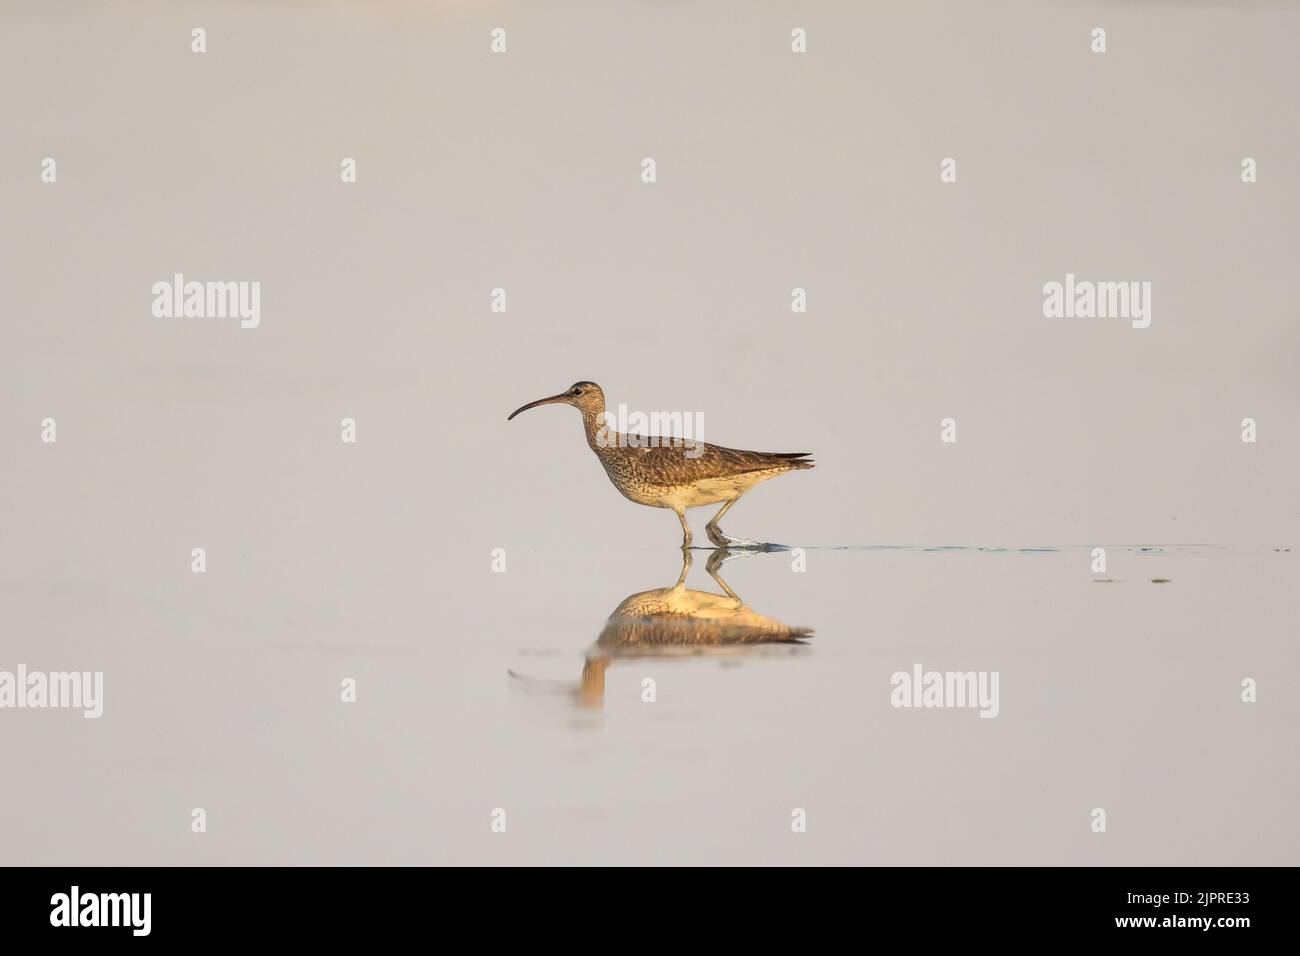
[632,440,814,482]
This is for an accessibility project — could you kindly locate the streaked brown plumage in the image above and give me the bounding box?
[506,551,812,708]
[583,550,814,705]
[507,381,813,548]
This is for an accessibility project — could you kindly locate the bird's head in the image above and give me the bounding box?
[508,381,606,421]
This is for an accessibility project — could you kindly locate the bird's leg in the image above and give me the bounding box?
[705,497,763,549]
[704,549,744,602]
[674,547,693,586]
[675,508,693,551]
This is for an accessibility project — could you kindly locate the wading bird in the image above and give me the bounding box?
[509,549,814,708]
[507,382,813,548]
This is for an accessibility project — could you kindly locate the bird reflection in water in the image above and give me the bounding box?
[510,549,813,709]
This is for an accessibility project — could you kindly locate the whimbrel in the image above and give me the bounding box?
[507,382,814,548]
[509,550,813,708]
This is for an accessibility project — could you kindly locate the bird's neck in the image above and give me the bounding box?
[581,404,609,450]
[580,657,608,706]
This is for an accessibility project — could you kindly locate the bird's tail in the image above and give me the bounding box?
[773,452,814,469]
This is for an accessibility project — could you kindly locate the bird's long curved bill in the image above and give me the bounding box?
[507,393,568,421]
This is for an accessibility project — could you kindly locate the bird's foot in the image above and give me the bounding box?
[706,525,779,550]
[706,548,761,575]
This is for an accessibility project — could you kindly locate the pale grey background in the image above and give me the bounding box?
[1,1,1296,864]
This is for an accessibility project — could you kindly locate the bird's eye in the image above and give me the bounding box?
[571,388,583,396]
